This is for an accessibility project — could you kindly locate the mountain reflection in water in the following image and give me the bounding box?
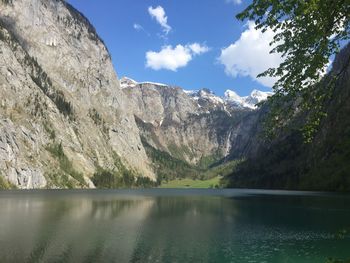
[0,189,349,263]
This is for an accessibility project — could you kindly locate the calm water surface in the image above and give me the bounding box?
[0,189,349,263]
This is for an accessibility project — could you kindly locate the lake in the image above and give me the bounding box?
[0,189,349,263]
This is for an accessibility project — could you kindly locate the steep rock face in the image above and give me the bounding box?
[121,77,260,165]
[0,0,154,188]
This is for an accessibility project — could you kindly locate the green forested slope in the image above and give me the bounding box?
[226,44,350,191]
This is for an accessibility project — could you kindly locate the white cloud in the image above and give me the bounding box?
[218,21,283,87]
[188,43,210,55]
[133,23,150,36]
[133,23,143,31]
[146,43,209,71]
[226,0,242,4]
[148,6,171,35]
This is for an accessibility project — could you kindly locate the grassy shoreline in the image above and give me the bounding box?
[159,176,221,189]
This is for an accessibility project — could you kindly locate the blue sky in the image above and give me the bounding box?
[68,0,280,96]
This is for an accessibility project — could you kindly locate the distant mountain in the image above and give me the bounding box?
[120,76,263,183]
[224,89,273,109]
[244,90,273,107]
[120,77,168,89]
[121,77,273,110]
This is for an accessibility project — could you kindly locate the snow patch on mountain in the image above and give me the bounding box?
[120,77,167,89]
[190,88,272,109]
[121,77,272,110]
[197,89,225,104]
[120,77,138,89]
[224,89,273,109]
[244,89,273,106]
[183,89,199,96]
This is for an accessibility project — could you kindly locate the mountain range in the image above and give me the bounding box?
[121,77,273,110]
[0,0,349,191]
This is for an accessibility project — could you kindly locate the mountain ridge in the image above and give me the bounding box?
[120,76,273,110]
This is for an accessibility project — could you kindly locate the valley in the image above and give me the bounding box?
[0,0,349,192]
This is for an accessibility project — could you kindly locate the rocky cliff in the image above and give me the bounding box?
[121,77,267,167]
[0,0,155,189]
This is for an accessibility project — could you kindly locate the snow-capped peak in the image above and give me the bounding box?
[224,90,244,103]
[245,89,273,107]
[224,89,273,109]
[250,89,273,101]
[224,89,251,109]
[120,77,138,89]
[139,81,168,87]
[183,89,199,96]
[188,88,224,105]
[121,76,272,110]
[120,76,168,89]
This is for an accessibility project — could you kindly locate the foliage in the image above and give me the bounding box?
[92,153,157,189]
[46,143,86,187]
[301,142,350,191]
[160,177,222,189]
[141,136,241,185]
[141,137,201,183]
[167,143,195,161]
[237,0,350,141]
[237,0,349,92]
[92,167,156,189]
[204,159,242,183]
[225,131,309,190]
[91,168,116,189]
[27,56,74,119]
[225,43,350,191]
[0,174,16,190]
[0,0,12,5]
[135,176,157,188]
[196,152,222,170]
[226,68,350,191]
[25,93,49,117]
[88,108,108,135]
[43,121,56,140]
[46,172,75,189]
[225,127,350,191]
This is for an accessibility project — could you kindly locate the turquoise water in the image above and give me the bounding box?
[0,189,349,262]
